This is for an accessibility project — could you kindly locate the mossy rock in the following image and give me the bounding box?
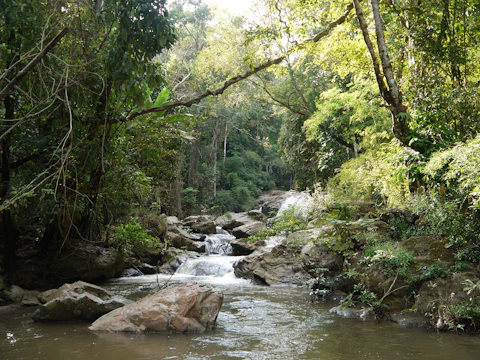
[398,236,455,264]
[414,272,480,315]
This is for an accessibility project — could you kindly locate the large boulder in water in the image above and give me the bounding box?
[89,284,223,333]
[230,238,260,255]
[167,232,205,252]
[32,281,131,322]
[190,220,216,234]
[234,247,310,285]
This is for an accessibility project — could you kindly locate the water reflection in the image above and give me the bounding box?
[1,262,480,359]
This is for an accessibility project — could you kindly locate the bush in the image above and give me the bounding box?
[110,217,161,258]
[328,140,419,208]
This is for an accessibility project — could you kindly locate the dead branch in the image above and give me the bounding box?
[0,28,69,100]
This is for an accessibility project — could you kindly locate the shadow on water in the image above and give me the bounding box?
[2,222,480,360]
[2,265,480,360]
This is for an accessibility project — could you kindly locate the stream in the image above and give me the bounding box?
[2,249,480,360]
[2,199,480,360]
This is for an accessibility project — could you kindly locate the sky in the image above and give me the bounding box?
[206,0,255,15]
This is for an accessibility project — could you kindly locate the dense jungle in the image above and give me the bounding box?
[1,0,480,355]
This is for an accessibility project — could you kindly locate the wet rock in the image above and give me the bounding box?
[234,247,311,285]
[52,244,124,283]
[413,272,480,329]
[247,209,267,222]
[166,216,181,227]
[233,228,345,286]
[168,224,197,240]
[120,268,143,277]
[390,311,428,328]
[0,275,6,290]
[167,232,205,253]
[38,289,57,304]
[300,241,344,274]
[89,284,223,334]
[137,263,157,275]
[230,238,259,255]
[5,285,25,301]
[190,220,216,234]
[159,249,200,274]
[398,236,455,264]
[183,215,213,227]
[329,305,375,319]
[232,222,266,239]
[21,292,42,306]
[215,212,265,230]
[32,281,131,322]
[255,190,290,216]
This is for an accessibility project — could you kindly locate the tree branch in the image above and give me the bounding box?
[124,3,354,122]
[251,78,309,117]
[352,0,390,103]
[0,28,69,100]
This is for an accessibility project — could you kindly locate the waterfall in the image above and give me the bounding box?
[205,233,235,255]
[175,255,239,277]
[277,191,311,217]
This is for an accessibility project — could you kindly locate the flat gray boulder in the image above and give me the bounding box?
[233,230,344,285]
[32,281,131,322]
[89,284,223,334]
[233,247,311,285]
[215,212,265,230]
[232,221,266,239]
[167,232,205,252]
[190,220,216,234]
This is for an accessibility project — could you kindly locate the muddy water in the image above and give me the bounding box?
[1,257,480,360]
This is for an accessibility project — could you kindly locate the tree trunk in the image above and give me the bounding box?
[1,95,19,271]
[354,0,410,146]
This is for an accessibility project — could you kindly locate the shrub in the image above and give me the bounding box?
[110,217,161,258]
[328,140,419,208]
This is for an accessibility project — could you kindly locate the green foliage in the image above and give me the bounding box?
[110,217,161,258]
[360,242,415,277]
[423,136,480,208]
[409,264,450,287]
[328,141,419,207]
[408,194,480,265]
[248,208,308,243]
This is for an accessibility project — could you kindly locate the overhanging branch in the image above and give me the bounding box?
[125,3,354,121]
[0,28,69,100]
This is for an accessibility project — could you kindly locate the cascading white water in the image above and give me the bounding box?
[175,255,240,277]
[277,191,311,218]
[204,233,235,255]
[174,226,238,279]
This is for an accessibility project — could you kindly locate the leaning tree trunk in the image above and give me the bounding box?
[353,0,410,146]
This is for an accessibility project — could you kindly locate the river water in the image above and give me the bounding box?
[1,253,480,360]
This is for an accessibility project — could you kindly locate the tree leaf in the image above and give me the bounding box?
[154,88,171,107]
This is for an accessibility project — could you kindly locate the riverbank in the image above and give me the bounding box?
[1,190,479,334]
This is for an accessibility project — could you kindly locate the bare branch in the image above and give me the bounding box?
[0,28,69,100]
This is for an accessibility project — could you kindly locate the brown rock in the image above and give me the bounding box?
[89,284,223,333]
[32,281,131,322]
